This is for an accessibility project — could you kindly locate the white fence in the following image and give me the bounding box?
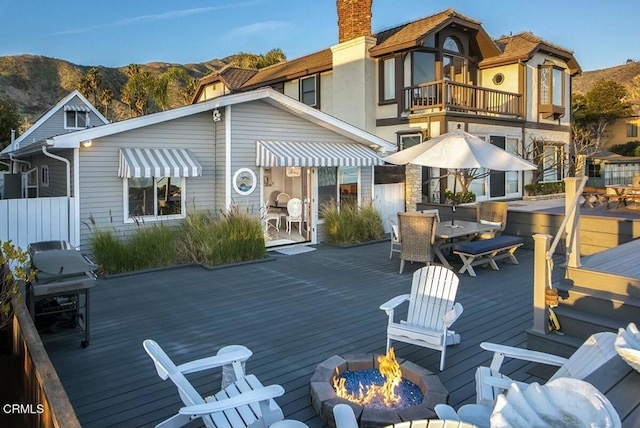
[374,182,405,233]
[0,197,75,251]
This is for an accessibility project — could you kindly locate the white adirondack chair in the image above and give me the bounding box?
[143,340,285,428]
[380,265,464,371]
[335,403,476,428]
[475,331,618,406]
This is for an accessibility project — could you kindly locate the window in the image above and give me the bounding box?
[628,123,639,138]
[300,75,317,107]
[380,57,396,102]
[587,162,601,178]
[542,143,564,182]
[399,133,422,150]
[443,37,461,53]
[539,63,565,119]
[127,177,183,219]
[318,166,361,216]
[412,52,435,85]
[41,165,50,187]
[64,110,88,129]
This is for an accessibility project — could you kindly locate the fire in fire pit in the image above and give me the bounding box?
[332,348,423,409]
[310,352,449,428]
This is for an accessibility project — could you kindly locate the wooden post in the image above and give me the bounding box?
[564,177,581,268]
[532,233,552,335]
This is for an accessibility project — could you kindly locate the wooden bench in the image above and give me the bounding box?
[581,186,608,208]
[453,236,524,277]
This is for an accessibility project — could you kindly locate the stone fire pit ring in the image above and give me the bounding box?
[310,353,449,428]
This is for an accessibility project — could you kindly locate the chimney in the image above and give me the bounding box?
[336,0,372,43]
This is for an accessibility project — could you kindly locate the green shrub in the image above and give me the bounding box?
[91,206,265,274]
[444,189,476,204]
[128,224,177,269]
[609,140,640,157]
[90,224,177,275]
[321,200,385,244]
[90,229,131,275]
[525,182,565,196]
[176,207,265,266]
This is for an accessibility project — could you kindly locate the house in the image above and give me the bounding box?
[603,115,640,149]
[192,2,581,209]
[1,87,394,252]
[0,90,108,198]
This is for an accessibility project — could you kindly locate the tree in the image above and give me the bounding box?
[0,100,20,151]
[570,80,633,176]
[85,67,102,106]
[99,87,114,120]
[162,67,200,106]
[625,74,640,111]
[121,65,157,117]
[229,48,286,69]
[572,80,632,149]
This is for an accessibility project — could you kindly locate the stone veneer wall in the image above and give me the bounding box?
[336,0,372,43]
[404,164,423,212]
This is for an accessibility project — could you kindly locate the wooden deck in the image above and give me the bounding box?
[580,238,640,279]
[42,242,564,427]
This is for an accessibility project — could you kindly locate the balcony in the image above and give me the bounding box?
[403,80,522,118]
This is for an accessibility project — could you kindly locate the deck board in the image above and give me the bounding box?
[581,238,640,278]
[43,242,562,427]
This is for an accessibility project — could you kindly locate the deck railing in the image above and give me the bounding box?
[531,177,587,335]
[403,80,522,118]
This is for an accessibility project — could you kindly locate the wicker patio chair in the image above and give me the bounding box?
[397,212,437,274]
[476,201,507,240]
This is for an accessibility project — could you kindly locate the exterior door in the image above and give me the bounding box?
[489,136,506,198]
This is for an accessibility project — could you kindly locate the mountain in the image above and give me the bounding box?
[573,61,640,94]
[0,54,228,126]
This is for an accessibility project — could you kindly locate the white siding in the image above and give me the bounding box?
[77,113,215,253]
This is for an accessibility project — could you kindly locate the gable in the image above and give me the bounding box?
[13,90,109,150]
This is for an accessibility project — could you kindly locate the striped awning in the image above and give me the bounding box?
[256,140,384,167]
[64,104,91,112]
[118,148,202,178]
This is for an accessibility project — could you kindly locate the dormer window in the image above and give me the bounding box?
[300,75,318,107]
[539,62,565,120]
[64,105,90,129]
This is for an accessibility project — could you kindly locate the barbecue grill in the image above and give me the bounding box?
[27,240,97,348]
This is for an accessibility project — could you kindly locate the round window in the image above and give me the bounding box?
[232,168,257,196]
[492,73,505,85]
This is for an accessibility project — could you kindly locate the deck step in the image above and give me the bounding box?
[566,266,640,297]
[552,306,621,340]
[554,281,640,322]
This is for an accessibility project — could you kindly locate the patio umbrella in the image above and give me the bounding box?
[383,128,537,171]
[383,128,537,224]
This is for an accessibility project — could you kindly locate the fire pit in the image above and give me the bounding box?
[310,351,449,428]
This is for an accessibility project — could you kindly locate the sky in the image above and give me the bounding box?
[0,0,637,72]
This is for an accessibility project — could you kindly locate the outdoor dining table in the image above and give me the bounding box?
[605,185,640,209]
[434,220,501,268]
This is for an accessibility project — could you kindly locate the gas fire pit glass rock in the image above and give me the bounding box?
[310,353,449,428]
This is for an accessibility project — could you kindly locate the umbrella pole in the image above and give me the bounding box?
[451,170,457,226]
